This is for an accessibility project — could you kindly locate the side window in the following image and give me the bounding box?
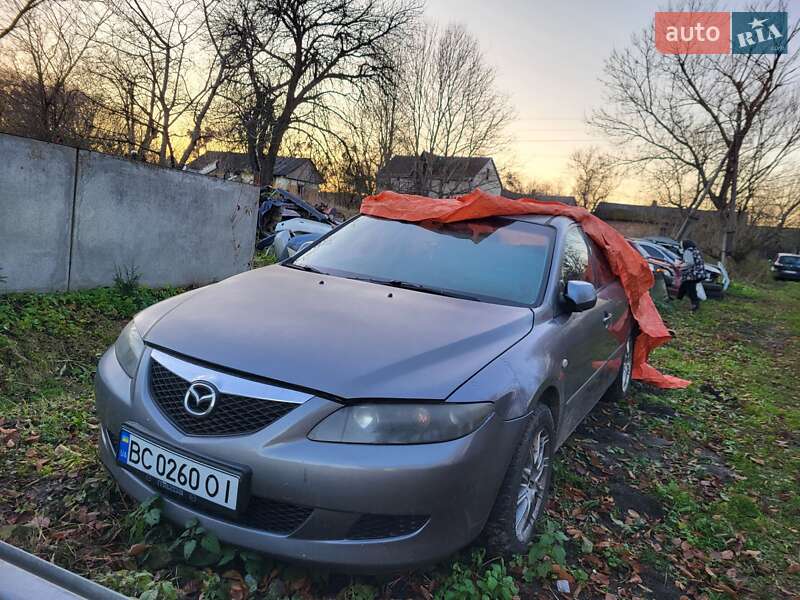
[561,227,590,282]
[641,243,667,261]
[588,239,615,288]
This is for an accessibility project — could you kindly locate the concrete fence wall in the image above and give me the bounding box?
[0,133,259,293]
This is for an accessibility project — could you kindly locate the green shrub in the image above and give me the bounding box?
[94,570,178,600]
[114,263,142,296]
[435,549,518,600]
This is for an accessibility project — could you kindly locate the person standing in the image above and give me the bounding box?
[676,239,706,311]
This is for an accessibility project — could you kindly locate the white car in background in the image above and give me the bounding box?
[271,218,333,260]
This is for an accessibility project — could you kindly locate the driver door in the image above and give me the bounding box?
[557,226,608,437]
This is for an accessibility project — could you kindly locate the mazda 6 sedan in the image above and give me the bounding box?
[95,214,634,570]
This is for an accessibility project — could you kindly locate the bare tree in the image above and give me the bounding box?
[0,0,108,145]
[316,68,403,195]
[0,0,45,41]
[91,0,233,166]
[399,23,513,196]
[568,146,619,211]
[591,1,800,262]
[501,168,564,198]
[218,0,419,186]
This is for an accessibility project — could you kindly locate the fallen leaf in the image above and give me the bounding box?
[28,515,50,528]
[129,543,149,557]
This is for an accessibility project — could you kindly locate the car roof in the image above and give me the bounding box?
[644,235,679,244]
[365,212,569,230]
[777,252,800,257]
[508,214,575,231]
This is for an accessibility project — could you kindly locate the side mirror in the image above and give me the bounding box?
[563,280,597,312]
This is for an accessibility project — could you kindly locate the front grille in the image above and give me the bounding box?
[346,514,429,540]
[241,497,314,534]
[149,360,297,436]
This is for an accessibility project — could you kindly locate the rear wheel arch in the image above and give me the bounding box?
[534,386,560,432]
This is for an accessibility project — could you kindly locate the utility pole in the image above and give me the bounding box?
[721,102,744,267]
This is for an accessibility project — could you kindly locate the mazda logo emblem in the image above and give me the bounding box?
[184,381,217,417]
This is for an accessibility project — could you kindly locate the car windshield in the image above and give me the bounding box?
[290,215,555,305]
[778,255,800,266]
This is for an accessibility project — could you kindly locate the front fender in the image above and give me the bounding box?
[448,330,561,423]
[133,287,205,336]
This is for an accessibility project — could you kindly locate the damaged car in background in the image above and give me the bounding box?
[255,188,342,259]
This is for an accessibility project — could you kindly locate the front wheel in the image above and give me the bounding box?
[603,334,633,402]
[483,404,555,556]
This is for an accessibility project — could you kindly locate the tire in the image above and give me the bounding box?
[703,282,725,300]
[602,333,634,402]
[483,404,555,556]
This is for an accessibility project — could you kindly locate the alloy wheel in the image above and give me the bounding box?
[515,428,550,542]
[621,337,633,393]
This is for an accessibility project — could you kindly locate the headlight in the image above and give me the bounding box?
[114,320,145,378]
[308,403,493,444]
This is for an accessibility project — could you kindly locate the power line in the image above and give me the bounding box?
[515,117,586,121]
[513,139,600,142]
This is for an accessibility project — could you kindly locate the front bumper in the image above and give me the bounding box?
[774,269,800,280]
[95,347,524,571]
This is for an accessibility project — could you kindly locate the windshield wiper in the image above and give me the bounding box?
[368,278,482,302]
[284,263,327,275]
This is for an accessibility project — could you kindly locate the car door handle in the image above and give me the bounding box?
[602,312,612,328]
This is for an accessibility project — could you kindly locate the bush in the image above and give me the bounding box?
[435,549,518,600]
[728,255,773,284]
[114,263,142,295]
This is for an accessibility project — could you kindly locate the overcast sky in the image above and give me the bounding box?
[423,0,797,201]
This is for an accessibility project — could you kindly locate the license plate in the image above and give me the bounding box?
[117,429,241,510]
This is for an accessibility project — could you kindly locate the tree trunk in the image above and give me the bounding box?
[261,117,290,188]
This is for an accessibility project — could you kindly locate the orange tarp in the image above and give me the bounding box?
[361,189,690,389]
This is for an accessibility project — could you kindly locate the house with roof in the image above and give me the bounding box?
[376,152,502,197]
[186,151,324,202]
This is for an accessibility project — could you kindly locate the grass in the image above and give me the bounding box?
[0,273,798,599]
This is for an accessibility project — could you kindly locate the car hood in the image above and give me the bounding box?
[142,266,534,400]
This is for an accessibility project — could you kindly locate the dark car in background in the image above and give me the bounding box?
[772,253,800,280]
[95,213,635,570]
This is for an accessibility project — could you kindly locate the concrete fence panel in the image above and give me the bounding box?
[69,150,258,290]
[0,135,77,292]
[0,133,260,293]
